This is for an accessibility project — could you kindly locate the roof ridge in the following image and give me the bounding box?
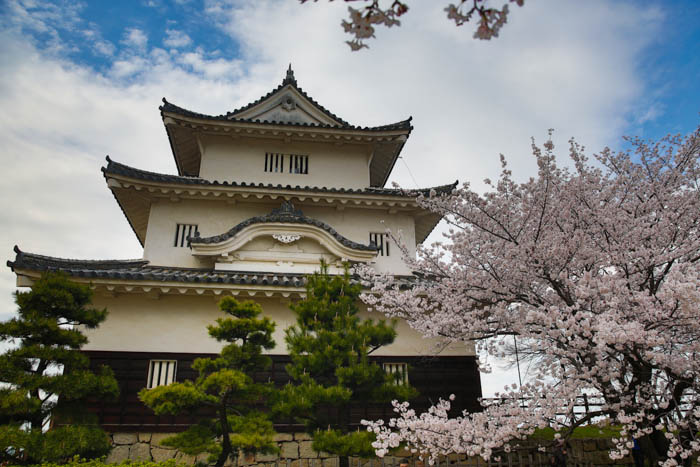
[224,67,351,126]
[8,245,147,272]
[103,156,200,180]
[160,68,413,132]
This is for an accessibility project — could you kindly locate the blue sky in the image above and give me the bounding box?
[0,0,699,395]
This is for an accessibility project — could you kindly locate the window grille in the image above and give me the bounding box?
[369,232,390,256]
[264,152,308,174]
[265,152,285,173]
[174,224,198,248]
[147,360,177,389]
[383,362,408,385]
[289,154,309,174]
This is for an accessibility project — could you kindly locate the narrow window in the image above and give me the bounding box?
[290,154,308,174]
[383,362,408,385]
[264,153,308,174]
[174,224,199,247]
[369,232,390,256]
[147,360,177,388]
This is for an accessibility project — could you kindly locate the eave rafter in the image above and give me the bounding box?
[106,175,419,210]
[162,115,410,144]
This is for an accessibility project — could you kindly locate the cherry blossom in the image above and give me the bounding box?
[359,126,700,465]
[300,1,525,50]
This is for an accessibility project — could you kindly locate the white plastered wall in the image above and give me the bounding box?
[198,135,371,189]
[142,199,415,275]
[82,293,474,357]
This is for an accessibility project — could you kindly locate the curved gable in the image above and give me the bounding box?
[189,202,378,273]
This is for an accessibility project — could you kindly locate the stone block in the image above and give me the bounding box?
[298,441,316,459]
[176,451,197,465]
[282,442,300,458]
[597,439,612,450]
[129,443,153,461]
[318,450,333,459]
[113,432,138,445]
[138,432,152,443]
[322,458,338,467]
[240,452,256,465]
[105,445,130,464]
[256,451,278,463]
[275,433,294,442]
[295,433,312,441]
[152,432,177,448]
[582,440,598,452]
[152,447,177,462]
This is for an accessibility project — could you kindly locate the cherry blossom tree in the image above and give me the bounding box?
[300,0,525,50]
[359,126,700,466]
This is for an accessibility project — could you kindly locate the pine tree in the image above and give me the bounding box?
[276,263,417,466]
[139,297,278,467]
[0,272,119,464]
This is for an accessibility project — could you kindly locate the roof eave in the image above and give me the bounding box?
[102,160,149,246]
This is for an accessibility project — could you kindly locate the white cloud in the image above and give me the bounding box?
[163,28,192,48]
[122,27,148,49]
[5,0,83,35]
[93,39,115,56]
[178,50,242,78]
[0,0,670,393]
[110,57,148,78]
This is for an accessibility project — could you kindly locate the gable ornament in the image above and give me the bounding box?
[273,233,302,244]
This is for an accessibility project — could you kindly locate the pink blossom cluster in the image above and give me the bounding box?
[302,0,525,50]
[359,127,700,465]
[445,0,524,40]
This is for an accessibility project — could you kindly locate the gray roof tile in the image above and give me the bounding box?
[103,157,458,198]
[7,246,308,287]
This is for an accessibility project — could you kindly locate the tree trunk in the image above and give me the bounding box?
[216,406,233,467]
[337,404,350,467]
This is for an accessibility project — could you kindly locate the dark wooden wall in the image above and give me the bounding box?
[82,350,482,432]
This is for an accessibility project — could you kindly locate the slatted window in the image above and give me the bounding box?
[369,232,390,256]
[264,152,308,174]
[174,224,198,248]
[289,154,309,174]
[384,362,408,385]
[147,360,177,389]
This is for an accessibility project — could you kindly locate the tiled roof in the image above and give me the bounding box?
[160,99,412,132]
[160,67,413,133]
[103,157,458,198]
[7,246,308,287]
[227,65,350,125]
[191,201,378,252]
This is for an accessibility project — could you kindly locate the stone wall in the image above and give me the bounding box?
[105,433,635,466]
[105,432,337,466]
